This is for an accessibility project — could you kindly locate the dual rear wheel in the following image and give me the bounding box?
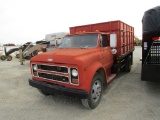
[121,55,132,72]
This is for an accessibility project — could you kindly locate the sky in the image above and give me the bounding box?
[0,0,159,45]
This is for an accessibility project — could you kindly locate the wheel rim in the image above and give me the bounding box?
[91,80,102,103]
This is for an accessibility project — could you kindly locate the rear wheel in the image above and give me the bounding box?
[7,55,12,61]
[124,55,132,72]
[1,55,6,61]
[81,74,103,109]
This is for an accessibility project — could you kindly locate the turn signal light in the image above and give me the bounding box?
[71,79,78,84]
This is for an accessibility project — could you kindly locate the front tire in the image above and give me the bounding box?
[81,74,103,109]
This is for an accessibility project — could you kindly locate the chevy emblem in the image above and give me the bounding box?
[47,58,53,62]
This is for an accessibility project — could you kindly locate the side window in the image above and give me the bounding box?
[101,35,109,47]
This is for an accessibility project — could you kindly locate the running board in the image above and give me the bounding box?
[107,74,116,83]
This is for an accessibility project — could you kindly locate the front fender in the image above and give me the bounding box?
[81,61,104,92]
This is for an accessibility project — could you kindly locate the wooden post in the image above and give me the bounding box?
[19,48,24,65]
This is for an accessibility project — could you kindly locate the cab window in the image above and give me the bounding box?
[100,34,109,47]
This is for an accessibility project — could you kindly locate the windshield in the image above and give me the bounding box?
[59,34,98,48]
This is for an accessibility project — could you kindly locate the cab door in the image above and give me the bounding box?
[99,34,113,71]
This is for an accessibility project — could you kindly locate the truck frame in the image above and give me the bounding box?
[28,20,134,109]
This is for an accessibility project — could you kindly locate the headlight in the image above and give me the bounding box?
[33,64,37,71]
[71,69,78,77]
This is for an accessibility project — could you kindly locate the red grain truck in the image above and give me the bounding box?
[29,20,134,109]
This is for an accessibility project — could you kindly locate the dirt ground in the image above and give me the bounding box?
[0,46,160,120]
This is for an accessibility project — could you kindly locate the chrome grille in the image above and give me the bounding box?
[37,64,68,73]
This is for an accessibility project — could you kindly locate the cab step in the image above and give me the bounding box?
[107,74,116,83]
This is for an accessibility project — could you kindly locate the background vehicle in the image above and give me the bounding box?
[1,42,34,61]
[141,6,160,81]
[16,42,48,60]
[29,20,134,109]
[45,32,68,51]
[0,47,18,61]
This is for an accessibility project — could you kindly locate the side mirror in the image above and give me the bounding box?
[110,34,117,48]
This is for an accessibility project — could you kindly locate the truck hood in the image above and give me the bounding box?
[31,48,99,66]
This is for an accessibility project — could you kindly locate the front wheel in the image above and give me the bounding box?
[81,74,103,109]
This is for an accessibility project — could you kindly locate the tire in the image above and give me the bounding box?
[38,89,50,96]
[16,54,20,58]
[124,56,132,72]
[81,74,103,109]
[1,55,6,61]
[7,55,12,61]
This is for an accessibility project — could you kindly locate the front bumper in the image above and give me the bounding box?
[29,79,88,99]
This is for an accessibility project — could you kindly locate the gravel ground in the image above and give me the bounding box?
[0,46,160,120]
